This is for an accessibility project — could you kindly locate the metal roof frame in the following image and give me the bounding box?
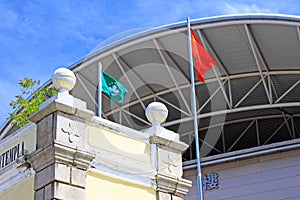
[1,14,300,162]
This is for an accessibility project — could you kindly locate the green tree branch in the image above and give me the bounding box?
[9,78,57,127]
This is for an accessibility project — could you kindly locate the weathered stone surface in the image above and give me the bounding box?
[29,137,94,200]
[55,182,85,200]
[157,192,171,200]
[171,195,184,200]
[36,114,54,149]
[71,166,86,188]
[44,183,54,200]
[34,188,44,200]
[34,163,71,191]
[44,181,86,200]
[34,164,54,190]
[56,163,71,184]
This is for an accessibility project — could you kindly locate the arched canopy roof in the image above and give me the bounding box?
[2,14,300,160]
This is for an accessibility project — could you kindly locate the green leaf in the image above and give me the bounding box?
[9,78,57,127]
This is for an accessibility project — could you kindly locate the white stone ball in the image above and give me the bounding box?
[52,68,76,92]
[146,102,168,125]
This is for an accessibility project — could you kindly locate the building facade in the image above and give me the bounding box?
[0,68,191,200]
[184,140,300,199]
[1,14,300,199]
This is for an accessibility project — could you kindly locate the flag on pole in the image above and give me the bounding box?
[190,28,216,82]
[101,71,128,104]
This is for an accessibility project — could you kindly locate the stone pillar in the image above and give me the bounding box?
[144,102,192,200]
[28,68,95,200]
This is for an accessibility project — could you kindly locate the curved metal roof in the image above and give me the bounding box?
[2,14,300,161]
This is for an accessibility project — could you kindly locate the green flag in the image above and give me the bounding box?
[101,71,128,104]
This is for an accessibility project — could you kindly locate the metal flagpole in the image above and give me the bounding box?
[98,62,103,117]
[187,17,204,200]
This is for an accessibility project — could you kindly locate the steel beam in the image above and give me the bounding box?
[112,53,146,109]
[153,38,192,115]
[244,24,272,104]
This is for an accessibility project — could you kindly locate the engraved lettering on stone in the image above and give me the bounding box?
[162,154,178,172]
[0,141,25,170]
[62,121,80,143]
[203,172,219,191]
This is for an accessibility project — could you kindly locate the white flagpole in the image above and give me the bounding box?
[187,17,204,200]
[98,62,103,117]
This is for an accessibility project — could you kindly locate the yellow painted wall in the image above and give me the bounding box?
[87,125,150,164]
[0,176,34,200]
[86,170,156,200]
[19,127,36,154]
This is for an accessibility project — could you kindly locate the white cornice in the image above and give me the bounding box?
[0,164,34,193]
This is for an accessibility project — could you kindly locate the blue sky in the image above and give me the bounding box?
[1,0,300,126]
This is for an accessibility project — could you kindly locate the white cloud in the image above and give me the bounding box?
[221,2,277,14]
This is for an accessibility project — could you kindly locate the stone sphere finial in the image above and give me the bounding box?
[52,68,76,93]
[146,102,168,126]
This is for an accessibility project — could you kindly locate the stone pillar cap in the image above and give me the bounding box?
[52,68,76,93]
[145,102,168,126]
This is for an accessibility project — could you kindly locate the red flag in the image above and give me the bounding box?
[190,28,216,82]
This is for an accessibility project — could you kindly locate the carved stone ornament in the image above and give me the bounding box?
[163,154,178,173]
[61,121,80,143]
